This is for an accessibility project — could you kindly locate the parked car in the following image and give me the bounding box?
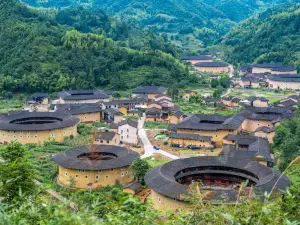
[187,145,200,150]
[171,144,183,148]
[153,146,160,150]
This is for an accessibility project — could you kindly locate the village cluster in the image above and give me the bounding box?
[0,55,298,211]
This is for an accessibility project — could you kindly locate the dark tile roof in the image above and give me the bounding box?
[95,131,117,141]
[169,132,212,141]
[58,90,109,100]
[28,93,49,102]
[103,98,146,106]
[167,124,177,132]
[195,62,229,67]
[203,97,219,103]
[145,156,289,202]
[56,104,102,115]
[269,74,300,82]
[132,86,168,94]
[118,119,138,128]
[123,181,142,193]
[241,106,294,121]
[223,135,272,161]
[287,95,300,100]
[104,108,123,116]
[271,66,296,72]
[181,55,212,60]
[252,63,283,68]
[254,126,275,133]
[52,145,139,170]
[109,123,118,129]
[174,113,245,131]
[278,99,297,107]
[0,112,80,131]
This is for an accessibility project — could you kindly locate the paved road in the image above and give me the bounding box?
[138,116,179,160]
[221,87,232,97]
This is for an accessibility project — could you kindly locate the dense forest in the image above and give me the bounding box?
[22,0,288,50]
[222,3,300,70]
[0,0,195,94]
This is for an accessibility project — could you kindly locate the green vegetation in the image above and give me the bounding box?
[23,0,284,49]
[144,121,169,129]
[130,158,151,185]
[0,0,195,94]
[273,116,300,170]
[143,157,170,168]
[177,101,240,116]
[222,3,300,71]
[0,94,26,113]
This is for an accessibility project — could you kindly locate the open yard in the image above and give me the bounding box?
[228,88,295,103]
[0,95,27,113]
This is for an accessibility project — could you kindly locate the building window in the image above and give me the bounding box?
[110,169,114,171]
[75,174,78,178]
[125,171,128,175]
[100,140,103,143]
[106,175,109,179]
[127,129,129,132]
[121,172,124,177]
[158,197,161,202]
[95,175,99,180]
[121,130,123,134]
[98,170,102,173]
[106,140,109,144]
[51,134,54,137]
[78,169,85,173]
[35,136,38,138]
[85,176,88,179]
[65,172,68,176]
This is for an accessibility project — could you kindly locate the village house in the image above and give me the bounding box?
[252,63,297,74]
[25,93,49,112]
[221,135,273,167]
[194,62,230,73]
[202,97,220,106]
[52,145,139,190]
[145,156,289,211]
[221,97,241,108]
[252,97,269,108]
[57,90,109,104]
[268,74,300,90]
[94,129,120,145]
[254,126,275,143]
[103,108,123,123]
[52,103,103,123]
[275,95,299,111]
[239,64,253,75]
[240,106,294,133]
[169,132,215,149]
[182,90,197,101]
[169,113,245,147]
[154,94,172,102]
[118,119,139,145]
[0,112,79,144]
[180,55,213,65]
[100,98,147,116]
[132,86,168,101]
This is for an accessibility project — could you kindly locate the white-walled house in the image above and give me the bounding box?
[118,119,139,145]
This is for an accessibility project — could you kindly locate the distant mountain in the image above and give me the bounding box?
[22,0,288,50]
[0,0,193,94]
[222,3,300,71]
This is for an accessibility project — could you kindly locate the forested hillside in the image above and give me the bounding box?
[22,0,287,50]
[0,0,193,94]
[222,3,300,70]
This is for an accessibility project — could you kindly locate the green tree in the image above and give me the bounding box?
[210,78,219,88]
[213,86,223,98]
[130,158,151,185]
[0,142,37,202]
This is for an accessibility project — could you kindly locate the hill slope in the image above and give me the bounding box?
[222,3,300,70]
[22,0,287,50]
[0,0,193,94]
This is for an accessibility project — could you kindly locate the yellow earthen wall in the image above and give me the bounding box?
[58,166,134,189]
[195,66,229,73]
[150,190,188,211]
[169,138,213,148]
[74,112,101,123]
[242,119,273,133]
[0,125,77,144]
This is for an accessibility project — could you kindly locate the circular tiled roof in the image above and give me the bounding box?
[53,145,139,170]
[145,156,290,202]
[0,112,80,131]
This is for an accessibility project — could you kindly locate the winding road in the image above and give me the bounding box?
[138,116,179,160]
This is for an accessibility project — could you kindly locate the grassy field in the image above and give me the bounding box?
[0,95,27,113]
[144,157,170,168]
[177,101,240,116]
[228,88,295,103]
[144,121,168,129]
